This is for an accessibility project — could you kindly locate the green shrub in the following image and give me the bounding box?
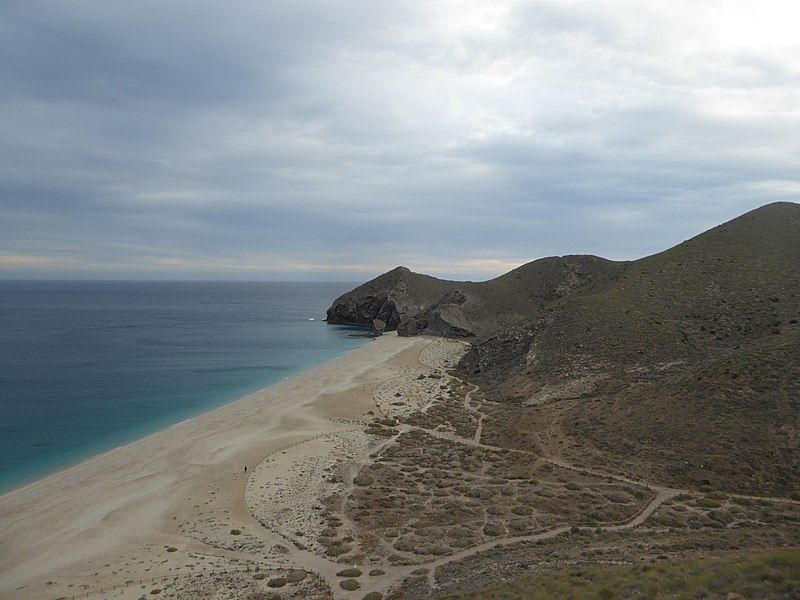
[286,570,307,583]
[340,578,361,591]
[354,474,375,486]
[325,543,352,557]
[695,497,722,508]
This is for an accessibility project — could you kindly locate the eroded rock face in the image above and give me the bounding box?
[326,292,401,329]
[326,266,468,335]
[398,304,475,338]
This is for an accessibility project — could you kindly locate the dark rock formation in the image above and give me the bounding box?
[325,267,408,329]
[326,266,469,335]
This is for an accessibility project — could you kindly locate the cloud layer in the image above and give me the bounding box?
[2,0,799,280]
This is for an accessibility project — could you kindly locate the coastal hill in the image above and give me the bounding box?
[327,202,800,495]
[326,255,625,337]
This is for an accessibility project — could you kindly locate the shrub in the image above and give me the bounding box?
[325,543,352,557]
[695,498,722,509]
[340,578,361,591]
[267,577,287,588]
[423,544,451,555]
[511,519,536,532]
[354,474,375,486]
[603,491,629,503]
[337,568,363,577]
[286,570,307,583]
[393,536,416,551]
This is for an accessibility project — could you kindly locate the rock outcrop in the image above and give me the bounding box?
[325,266,457,332]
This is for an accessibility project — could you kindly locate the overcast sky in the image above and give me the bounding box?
[1,1,799,281]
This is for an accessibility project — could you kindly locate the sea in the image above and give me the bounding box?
[0,280,369,493]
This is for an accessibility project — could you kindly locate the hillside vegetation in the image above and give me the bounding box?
[327,202,800,495]
[439,548,800,600]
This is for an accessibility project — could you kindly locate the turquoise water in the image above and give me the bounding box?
[0,281,368,493]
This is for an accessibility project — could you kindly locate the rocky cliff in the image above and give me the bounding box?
[325,266,468,335]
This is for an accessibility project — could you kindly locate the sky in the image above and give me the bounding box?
[1,0,799,281]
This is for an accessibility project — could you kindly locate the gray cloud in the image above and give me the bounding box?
[1,0,799,280]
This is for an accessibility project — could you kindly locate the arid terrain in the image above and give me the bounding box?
[10,332,800,600]
[2,203,799,600]
[324,202,800,598]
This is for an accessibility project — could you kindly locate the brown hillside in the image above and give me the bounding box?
[327,202,800,495]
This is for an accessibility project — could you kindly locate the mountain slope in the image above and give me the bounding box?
[463,202,800,494]
[327,202,800,495]
[466,201,800,393]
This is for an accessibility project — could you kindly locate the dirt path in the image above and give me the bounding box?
[402,423,800,507]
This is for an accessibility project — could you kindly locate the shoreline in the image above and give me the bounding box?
[0,332,428,599]
[0,334,373,499]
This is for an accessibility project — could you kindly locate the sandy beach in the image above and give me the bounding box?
[0,332,457,600]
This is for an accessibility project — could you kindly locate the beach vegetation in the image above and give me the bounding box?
[340,578,361,590]
[325,543,352,557]
[286,570,307,583]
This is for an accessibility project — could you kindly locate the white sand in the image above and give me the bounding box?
[373,338,470,419]
[0,333,437,600]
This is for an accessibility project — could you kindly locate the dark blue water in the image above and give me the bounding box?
[0,281,368,493]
